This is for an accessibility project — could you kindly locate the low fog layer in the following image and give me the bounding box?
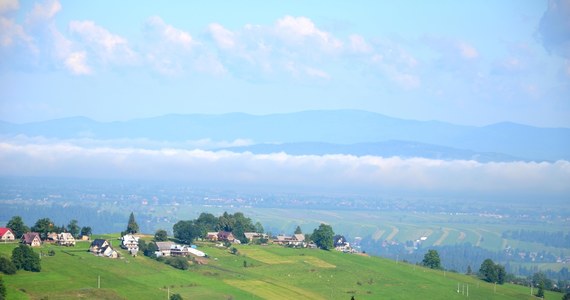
[1,140,568,198]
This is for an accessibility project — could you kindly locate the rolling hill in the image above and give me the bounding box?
[0,239,563,299]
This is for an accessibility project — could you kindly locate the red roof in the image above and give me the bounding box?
[0,227,13,236]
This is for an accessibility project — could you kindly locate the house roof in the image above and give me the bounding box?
[0,228,13,236]
[22,232,40,244]
[155,241,174,251]
[91,239,108,247]
[218,231,234,239]
[293,234,305,242]
[59,232,75,240]
[244,232,261,239]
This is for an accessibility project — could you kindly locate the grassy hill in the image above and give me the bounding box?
[0,238,563,300]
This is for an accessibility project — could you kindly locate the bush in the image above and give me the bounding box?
[0,257,16,275]
[170,294,183,300]
[0,276,6,300]
[165,257,189,270]
[11,245,41,272]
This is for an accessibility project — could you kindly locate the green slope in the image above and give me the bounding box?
[0,240,563,300]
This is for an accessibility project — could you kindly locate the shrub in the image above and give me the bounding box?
[0,257,16,275]
[165,257,189,270]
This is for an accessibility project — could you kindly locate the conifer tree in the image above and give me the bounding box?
[126,212,139,234]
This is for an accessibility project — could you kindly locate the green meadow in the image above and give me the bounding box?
[0,238,563,300]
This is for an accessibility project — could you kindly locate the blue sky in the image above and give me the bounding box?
[1,0,570,197]
[1,0,569,127]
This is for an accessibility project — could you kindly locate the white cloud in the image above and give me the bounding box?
[275,15,342,53]
[26,0,60,24]
[305,67,330,80]
[1,141,569,196]
[0,16,33,48]
[349,34,372,54]
[208,23,236,50]
[457,42,479,59]
[64,51,90,75]
[0,0,18,14]
[69,20,137,64]
[146,16,195,49]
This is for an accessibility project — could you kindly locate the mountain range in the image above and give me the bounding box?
[1,110,568,162]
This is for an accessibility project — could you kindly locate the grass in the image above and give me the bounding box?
[0,241,564,300]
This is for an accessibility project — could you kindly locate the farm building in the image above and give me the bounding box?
[0,228,15,241]
[21,232,42,247]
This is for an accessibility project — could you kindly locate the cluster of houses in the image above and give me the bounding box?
[0,227,79,247]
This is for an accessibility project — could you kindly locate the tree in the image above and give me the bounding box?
[173,220,201,244]
[126,212,139,234]
[11,245,40,272]
[6,216,29,239]
[170,293,183,300]
[154,229,168,242]
[536,279,545,298]
[478,259,506,284]
[294,226,302,234]
[144,242,158,258]
[80,226,92,237]
[422,250,442,270]
[254,222,264,234]
[0,276,6,300]
[67,220,80,238]
[563,291,570,300]
[312,223,334,250]
[31,218,53,240]
[0,257,16,275]
[466,265,472,275]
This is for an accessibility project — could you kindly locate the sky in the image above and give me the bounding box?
[1,0,570,198]
[0,0,569,127]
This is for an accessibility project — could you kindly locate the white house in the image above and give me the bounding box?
[57,232,76,246]
[120,234,139,255]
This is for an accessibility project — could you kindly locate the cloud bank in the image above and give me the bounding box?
[1,141,568,197]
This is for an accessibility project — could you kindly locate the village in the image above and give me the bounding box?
[0,212,357,264]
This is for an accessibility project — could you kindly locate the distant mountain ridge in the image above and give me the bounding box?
[217,141,526,163]
[1,110,568,161]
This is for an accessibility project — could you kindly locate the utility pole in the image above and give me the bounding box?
[167,287,170,300]
[467,284,468,297]
[98,275,100,289]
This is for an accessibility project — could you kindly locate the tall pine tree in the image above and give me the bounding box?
[126,212,139,234]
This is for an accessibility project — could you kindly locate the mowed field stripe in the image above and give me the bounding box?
[238,248,293,264]
[386,225,399,241]
[225,279,325,300]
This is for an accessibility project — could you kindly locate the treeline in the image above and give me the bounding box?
[173,212,263,244]
[502,230,570,248]
[0,205,151,234]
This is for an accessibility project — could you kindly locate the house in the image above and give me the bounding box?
[217,231,238,243]
[0,228,15,241]
[333,235,354,253]
[243,232,268,243]
[273,234,306,247]
[120,234,139,255]
[156,242,207,258]
[46,232,59,243]
[57,232,76,246]
[89,239,118,258]
[206,232,219,241]
[154,241,175,257]
[21,232,42,247]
